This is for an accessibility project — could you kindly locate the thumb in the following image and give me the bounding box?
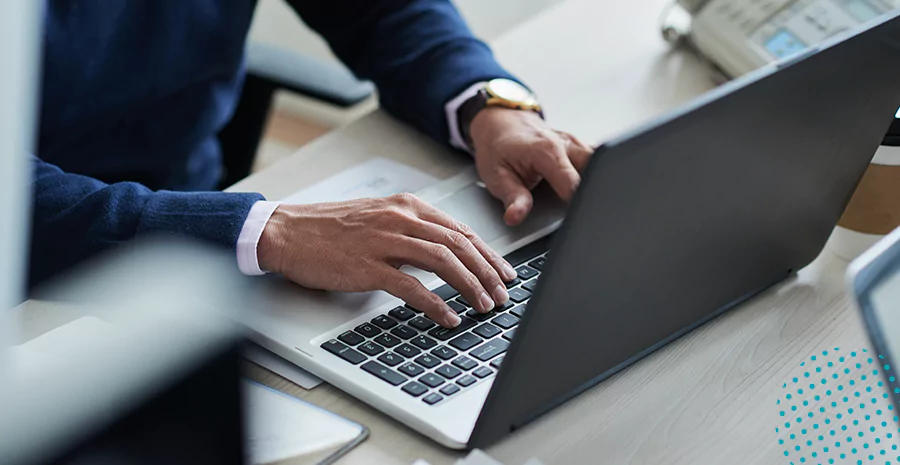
[483,167,533,226]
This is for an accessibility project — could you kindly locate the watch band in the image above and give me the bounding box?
[457,89,489,150]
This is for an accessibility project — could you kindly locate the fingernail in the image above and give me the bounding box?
[502,262,517,281]
[493,284,509,304]
[446,312,462,328]
[478,292,495,313]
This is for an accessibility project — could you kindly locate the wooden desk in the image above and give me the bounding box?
[16,0,875,463]
[228,1,878,464]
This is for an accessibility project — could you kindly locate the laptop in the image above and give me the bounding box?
[849,227,900,415]
[242,11,900,449]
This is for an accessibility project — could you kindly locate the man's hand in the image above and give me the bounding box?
[257,194,517,328]
[469,108,595,226]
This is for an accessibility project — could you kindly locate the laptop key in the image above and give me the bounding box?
[452,356,479,371]
[508,287,532,303]
[320,340,367,365]
[495,301,515,313]
[465,310,495,322]
[510,304,526,318]
[428,316,476,341]
[435,365,462,379]
[528,257,546,270]
[432,284,459,301]
[395,343,421,358]
[473,323,502,340]
[491,313,520,330]
[431,345,458,360]
[372,314,398,330]
[457,375,478,387]
[473,366,494,378]
[411,335,438,350]
[522,280,539,293]
[446,300,467,314]
[377,352,403,367]
[390,325,417,340]
[361,361,407,386]
[355,323,381,338]
[490,355,505,369]
[359,341,385,356]
[338,330,365,346]
[402,381,428,397]
[398,362,426,377]
[388,306,416,321]
[408,316,436,331]
[440,384,461,396]
[504,278,521,289]
[516,265,539,281]
[404,304,423,313]
[449,332,483,351]
[470,339,510,362]
[502,328,517,341]
[373,333,401,348]
[456,296,471,307]
[423,393,443,405]
[419,373,445,388]
[414,354,441,369]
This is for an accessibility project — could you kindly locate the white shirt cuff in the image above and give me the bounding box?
[445,81,488,154]
[237,200,282,276]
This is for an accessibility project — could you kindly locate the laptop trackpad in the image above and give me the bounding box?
[432,183,566,247]
[434,184,510,243]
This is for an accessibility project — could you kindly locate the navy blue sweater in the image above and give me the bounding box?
[31,0,515,286]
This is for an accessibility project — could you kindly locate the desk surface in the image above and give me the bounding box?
[230,0,875,463]
[19,0,874,464]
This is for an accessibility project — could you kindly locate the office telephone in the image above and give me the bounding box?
[662,0,900,77]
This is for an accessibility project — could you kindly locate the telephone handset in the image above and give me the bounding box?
[662,0,900,78]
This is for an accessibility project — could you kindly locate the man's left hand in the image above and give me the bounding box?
[468,107,595,226]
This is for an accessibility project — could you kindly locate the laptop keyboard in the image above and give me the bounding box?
[320,249,549,406]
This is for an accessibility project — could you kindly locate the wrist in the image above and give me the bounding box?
[258,205,288,275]
[456,79,542,152]
[469,107,545,154]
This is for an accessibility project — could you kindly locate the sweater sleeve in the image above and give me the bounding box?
[286,0,519,145]
[29,154,263,287]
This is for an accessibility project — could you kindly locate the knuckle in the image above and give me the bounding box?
[455,221,477,238]
[428,244,455,265]
[380,206,409,224]
[445,230,470,250]
[537,137,564,155]
[391,192,419,207]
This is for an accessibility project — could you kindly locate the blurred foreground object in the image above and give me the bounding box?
[0,0,42,371]
[1,239,251,465]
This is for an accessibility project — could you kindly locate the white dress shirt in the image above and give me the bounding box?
[236,84,486,275]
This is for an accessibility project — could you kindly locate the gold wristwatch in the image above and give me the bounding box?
[458,78,543,149]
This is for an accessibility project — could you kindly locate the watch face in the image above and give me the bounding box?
[487,79,533,103]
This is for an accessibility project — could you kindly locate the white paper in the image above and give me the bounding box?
[281,157,439,204]
[244,345,322,390]
[244,379,364,464]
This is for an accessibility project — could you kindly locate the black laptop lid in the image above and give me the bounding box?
[471,12,900,448]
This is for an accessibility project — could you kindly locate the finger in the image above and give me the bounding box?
[533,143,581,202]
[560,132,594,173]
[377,267,462,328]
[410,197,518,282]
[394,237,497,314]
[480,166,535,227]
[406,219,509,306]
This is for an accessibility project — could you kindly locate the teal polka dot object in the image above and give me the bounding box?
[778,348,900,464]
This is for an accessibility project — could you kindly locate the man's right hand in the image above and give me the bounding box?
[257,193,517,328]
